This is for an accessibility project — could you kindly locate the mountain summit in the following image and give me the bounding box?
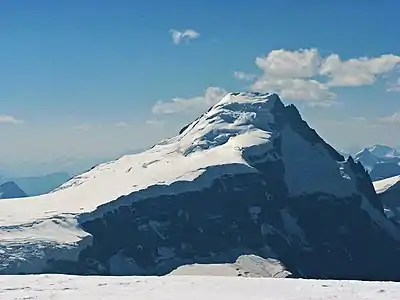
[0,92,399,280]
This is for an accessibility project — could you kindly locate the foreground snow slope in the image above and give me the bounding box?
[1,275,399,300]
[1,92,399,280]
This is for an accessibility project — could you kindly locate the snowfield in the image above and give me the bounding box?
[374,175,400,221]
[373,175,400,194]
[168,254,291,278]
[0,275,399,300]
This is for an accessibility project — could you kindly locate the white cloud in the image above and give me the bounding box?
[0,115,23,124]
[251,77,336,103]
[114,122,129,128]
[246,48,332,104]
[378,112,400,124]
[152,87,227,115]
[234,71,256,81]
[169,29,200,44]
[255,48,321,78]
[320,54,400,87]
[73,123,102,131]
[146,119,165,126]
[388,78,400,92]
[235,48,400,105]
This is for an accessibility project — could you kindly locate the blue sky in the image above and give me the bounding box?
[1,0,399,175]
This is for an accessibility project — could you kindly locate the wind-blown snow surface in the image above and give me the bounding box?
[1,275,400,300]
[1,92,400,279]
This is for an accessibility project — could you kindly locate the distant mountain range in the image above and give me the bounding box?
[0,149,146,197]
[0,172,71,196]
[0,181,27,199]
[353,145,400,181]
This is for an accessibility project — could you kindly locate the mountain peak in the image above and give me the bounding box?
[217,91,282,105]
[1,91,399,281]
[177,92,283,136]
[366,144,400,158]
[0,181,27,199]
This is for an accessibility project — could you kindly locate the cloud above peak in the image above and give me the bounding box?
[255,48,321,79]
[320,54,400,87]
[152,87,227,115]
[169,29,200,44]
[378,112,400,124]
[236,48,400,106]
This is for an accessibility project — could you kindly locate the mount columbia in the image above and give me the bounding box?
[1,92,399,281]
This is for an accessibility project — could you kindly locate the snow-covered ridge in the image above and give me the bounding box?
[0,92,280,225]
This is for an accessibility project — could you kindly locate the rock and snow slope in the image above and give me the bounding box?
[1,275,400,300]
[1,92,400,280]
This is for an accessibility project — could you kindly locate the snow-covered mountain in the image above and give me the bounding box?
[1,92,400,280]
[0,181,27,199]
[354,145,400,181]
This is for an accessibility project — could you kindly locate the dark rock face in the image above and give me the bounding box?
[44,98,400,281]
[0,181,27,199]
[370,163,400,181]
[377,181,400,224]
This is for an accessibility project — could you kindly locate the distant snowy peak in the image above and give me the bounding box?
[355,145,400,161]
[368,145,400,158]
[354,145,400,181]
[0,181,27,199]
[353,148,381,172]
